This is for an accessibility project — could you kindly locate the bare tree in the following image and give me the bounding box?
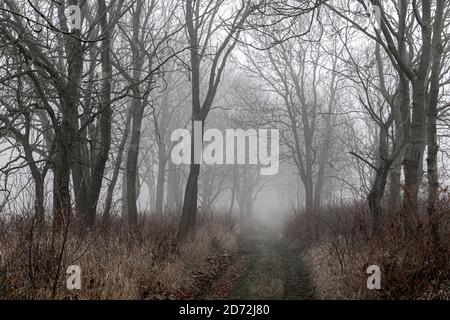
[113,0,182,229]
[177,0,254,240]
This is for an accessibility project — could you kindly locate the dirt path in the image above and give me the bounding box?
[228,224,314,300]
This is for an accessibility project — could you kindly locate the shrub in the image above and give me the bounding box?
[285,195,450,299]
[0,211,238,299]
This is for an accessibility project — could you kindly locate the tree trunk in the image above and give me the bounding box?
[388,75,409,214]
[368,164,390,234]
[402,1,432,225]
[368,119,392,234]
[34,174,45,227]
[53,124,72,232]
[71,133,89,224]
[426,0,445,244]
[121,167,128,217]
[388,167,401,213]
[178,163,200,240]
[178,0,249,240]
[21,136,46,225]
[125,0,144,230]
[427,109,440,243]
[155,147,167,215]
[315,54,337,210]
[403,80,427,217]
[126,99,145,230]
[228,167,237,218]
[304,176,314,211]
[103,100,132,229]
[144,171,156,213]
[85,0,112,228]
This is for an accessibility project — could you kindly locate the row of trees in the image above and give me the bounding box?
[0,0,272,240]
[0,0,187,234]
[234,0,450,239]
[1,0,450,243]
[332,0,450,239]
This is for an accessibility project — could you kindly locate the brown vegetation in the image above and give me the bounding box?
[0,213,238,299]
[285,193,450,299]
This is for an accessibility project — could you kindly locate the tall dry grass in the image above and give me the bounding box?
[285,195,450,299]
[0,212,238,299]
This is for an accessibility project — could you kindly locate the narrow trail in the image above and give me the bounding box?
[228,224,315,300]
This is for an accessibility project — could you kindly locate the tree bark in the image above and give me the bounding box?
[126,97,145,230]
[53,123,72,233]
[103,108,132,229]
[177,0,251,240]
[155,150,167,215]
[368,164,390,234]
[84,0,112,228]
[388,77,408,213]
[55,0,84,230]
[403,80,427,216]
[125,0,145,230]
[402,0,432,220]
[426,0,445,244]
[178,162,200,239]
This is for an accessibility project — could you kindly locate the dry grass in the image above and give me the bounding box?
[0,212,238,300]
[285,195,450,299]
